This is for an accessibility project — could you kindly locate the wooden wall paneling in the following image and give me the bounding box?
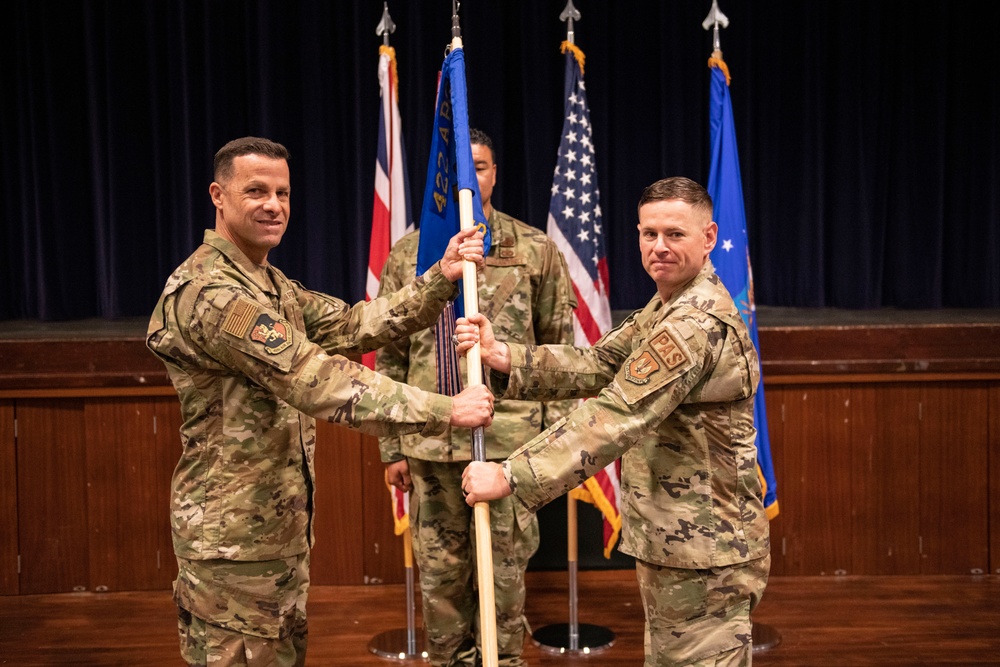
[16,400,90,594]
[311,420,365,585]
[761,384,787,576]
[777,386,853,575]
[918,383,990,574]
[85,398,177,591]
[0,401,17,594]
[990,386,1000,575]
[360,433,406,585]
[850,385,922,574]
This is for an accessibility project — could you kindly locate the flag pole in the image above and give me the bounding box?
[450,6,499,667]
[367,6,427,660]
[702,0,780,652]
[367,525,428,660]
[531,4,615,654]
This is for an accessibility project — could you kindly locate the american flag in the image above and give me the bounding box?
[547,42,621,558]
[364,45,411,372]
[366,45,412,535]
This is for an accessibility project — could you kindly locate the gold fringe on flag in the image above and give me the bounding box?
[379,44,399,96]
[707,50,731,86]
[560,40,585,74]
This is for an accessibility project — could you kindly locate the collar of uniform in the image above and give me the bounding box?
[202,230,277,296]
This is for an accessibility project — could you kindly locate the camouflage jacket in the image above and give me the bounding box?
[494,262,770,569]
[376,209,578,462]
[147,230,460,561]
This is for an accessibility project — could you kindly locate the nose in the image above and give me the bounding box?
[262,191,282,213]
[653,235,670,253]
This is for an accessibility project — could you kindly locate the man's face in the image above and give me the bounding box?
[637,199,717,301]
[472,143,497,212]
[209,154,290,265]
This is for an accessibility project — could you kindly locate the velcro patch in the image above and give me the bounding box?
[624,351,660,384]
[649,329,688,371]
[623,329,689,386]
[221,298,259,338]
[249,313,293,355]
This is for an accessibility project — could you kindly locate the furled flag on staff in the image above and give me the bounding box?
[415,45,491,396]
[706,53,779,519]
[366,43,413,532]
[385,468,409,535]
[364,44,412,371]
[546,42,621,558]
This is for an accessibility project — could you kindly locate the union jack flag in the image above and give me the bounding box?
[366,45,412,535]
[547,42,621,558]
[364,45,411,372]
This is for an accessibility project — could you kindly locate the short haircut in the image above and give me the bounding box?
[637,177,714,221]
[213,137,290,183]
[469,128,495,164]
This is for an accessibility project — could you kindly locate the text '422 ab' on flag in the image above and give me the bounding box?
[546,42,621,558]
[707,54,779,519]
[416,45,491,398]
[415,46,491,301]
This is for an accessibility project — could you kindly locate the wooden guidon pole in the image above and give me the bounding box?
[453,33,499,667]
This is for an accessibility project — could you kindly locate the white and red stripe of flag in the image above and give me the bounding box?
[366,45,412,535]
[547,43,621,558]
[364,45,411,370]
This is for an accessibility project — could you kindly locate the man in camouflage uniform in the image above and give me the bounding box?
[377,129,577,667]
[147,136,494,667]
[459,177,771,667]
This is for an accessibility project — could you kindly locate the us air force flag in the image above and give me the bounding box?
[707,57,779,519]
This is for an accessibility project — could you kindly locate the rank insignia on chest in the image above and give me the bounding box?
[249,313,293,354]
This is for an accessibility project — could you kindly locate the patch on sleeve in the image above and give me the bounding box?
[624,351,661,385]
[649,330,688,372]
[221,297,259,338]
[624,329,688,385]
[249,313,294,355]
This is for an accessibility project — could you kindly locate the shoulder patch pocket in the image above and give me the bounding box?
[617,327,694,405]
[219,296,296,372]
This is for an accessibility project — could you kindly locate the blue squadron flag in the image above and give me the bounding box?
[707,55,779,519]
[415,45,491,395]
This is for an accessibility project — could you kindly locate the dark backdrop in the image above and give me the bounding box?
[5,0,999,321]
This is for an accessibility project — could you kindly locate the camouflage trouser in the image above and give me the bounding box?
[409,458,540,667]
[174,552,310,667]
[636,554,770,667]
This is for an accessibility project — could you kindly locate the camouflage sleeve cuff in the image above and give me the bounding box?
[497,343,529,399]
[419,392,454,438]
[487,368,511,396]
[422,261,461,299]
[505,453,547,513]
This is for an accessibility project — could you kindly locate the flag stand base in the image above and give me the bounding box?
[368,628,427,662]
[531,623,615,655]
[752,621,781,652]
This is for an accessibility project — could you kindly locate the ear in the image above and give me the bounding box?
[704,221,719,253]
[209,182,224,210]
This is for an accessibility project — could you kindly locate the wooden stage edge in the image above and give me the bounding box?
[1,570,997,666]
[3,308,1000,392]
